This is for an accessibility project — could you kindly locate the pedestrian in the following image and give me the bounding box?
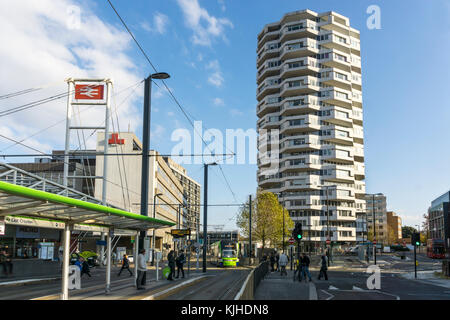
[301,253,312,282]
[318,254,328,281]
[167,250,176,281]
[275,252,280,272]
[278,252,289,276]
[175,250,186,279]
[0,248,7,277]
[136,249,147,289]
[118,254,133,277]
[80,257,91,278]
[296,255,303,281]
[269,252,275,272]
[3,247,12,276]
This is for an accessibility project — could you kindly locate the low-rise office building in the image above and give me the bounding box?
[428,190,450,250]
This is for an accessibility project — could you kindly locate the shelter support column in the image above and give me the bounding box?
[61,223,71,300]
[134,233,139,285]
[106,230,112,293]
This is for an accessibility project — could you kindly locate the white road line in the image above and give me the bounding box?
[328,285,339,290]
[321,290,334,300]
[142,276,208,300]
[309,282,318,300]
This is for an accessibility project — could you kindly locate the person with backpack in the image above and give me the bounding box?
[301,253,312,282]
[118,254,133,277]
[318,254,328,281]
[175,250,186,279]
[167,250,176,281]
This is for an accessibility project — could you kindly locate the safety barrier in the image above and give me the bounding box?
[234,261,269,300]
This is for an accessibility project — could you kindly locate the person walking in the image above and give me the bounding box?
[275,252,280,272]
[296,255,304,281]
[301,253,312,282]
[318,254,328,281]
[269,252,275,272]
[136,249,147,289]
[80,257,91,278]
[0,248,7,277]
[175,250,186,279]
[167,250,176,281]
[118,254,133,277]
[278,252,289,276]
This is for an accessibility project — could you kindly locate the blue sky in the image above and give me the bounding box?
[1,0,449,230]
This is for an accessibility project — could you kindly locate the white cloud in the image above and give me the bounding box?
[213,97,224,106]
[0,0,142,153]
[167,111,175,117]
[206,60,224,87]
[230,109,243,117]
[176,0,233,46]
[141,12,169,34]
[218,0,226,12]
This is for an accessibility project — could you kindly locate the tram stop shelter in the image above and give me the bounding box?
[0,181,175,300]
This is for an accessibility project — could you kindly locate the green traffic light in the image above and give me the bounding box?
[415,242,420,246]
[297,235,302,239]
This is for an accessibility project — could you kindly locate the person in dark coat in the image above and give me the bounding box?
[80,257,91,278]
[167,250,176,281]
[318,254,328,280]
[269,252,276,272]
[275,252,280,272]
[175,250,186,279]
[118,254,133,276]
[301,253,312,282]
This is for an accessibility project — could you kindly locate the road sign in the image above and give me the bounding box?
[171,229,191,238]
[373,240,377,245]
[326,239,331,245]
[0,221,5,236]
[289,237,295,245]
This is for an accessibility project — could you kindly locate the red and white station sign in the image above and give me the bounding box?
[73,83,106,102]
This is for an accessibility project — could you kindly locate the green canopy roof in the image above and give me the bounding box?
[0,181,174,231]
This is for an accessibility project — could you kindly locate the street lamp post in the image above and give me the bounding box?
[151,192,163,266]
[139,72,170,251]
[203,162,217,273]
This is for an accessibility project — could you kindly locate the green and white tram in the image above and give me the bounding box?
[211,240,240,267]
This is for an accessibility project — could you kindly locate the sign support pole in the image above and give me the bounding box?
[61,223,71,300]
[106,231,111,293]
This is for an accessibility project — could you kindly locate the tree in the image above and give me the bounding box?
[387,226,396,245]
[236,191,293,254]
[402,226,417,239]
[421,213,429,242]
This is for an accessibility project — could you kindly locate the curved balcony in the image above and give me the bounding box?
[279,155,321,173]
[280,115,320,135]
[320,49,351,71]
[319,30,351,53]
[320,69,352,91]
[257,29,280,52]
[280,20,318,42]
[279,134,320,153]
[321,148,353,164]
[281,57,319,78]
[280,76,320,98]
[280,40,319,60]
[321,127,353,146]
[280,100,320,116]
[257,77,281,101]
[320,89,353,109]
[257,46,281,67]
[320,106,353,127]
[257,95,282,117]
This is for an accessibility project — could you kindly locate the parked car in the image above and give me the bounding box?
[345,246,359,255]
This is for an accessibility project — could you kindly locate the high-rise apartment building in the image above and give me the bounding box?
[256,10,366,246]
[365,193,388,244]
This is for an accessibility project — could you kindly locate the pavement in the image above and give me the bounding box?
[254,268,317,300]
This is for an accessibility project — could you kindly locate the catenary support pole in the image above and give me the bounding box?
[106,231,111,293]
[249,194,252,265]
[203,164,208,273]
[61,223,70,300]
[134,233,139,285]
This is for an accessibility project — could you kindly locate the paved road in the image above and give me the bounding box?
[164,267,251,300]
[254,269,312,300]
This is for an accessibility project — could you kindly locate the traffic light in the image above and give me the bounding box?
[292,222,303,241]
[411,233,420,246]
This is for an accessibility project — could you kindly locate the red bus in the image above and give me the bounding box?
[427,239,445,259]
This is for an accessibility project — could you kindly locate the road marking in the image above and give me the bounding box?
[321,290,334,300]
[140,276,209,300]
[309,282,318,300]
[352,286,364,291]
[328,285,339,290]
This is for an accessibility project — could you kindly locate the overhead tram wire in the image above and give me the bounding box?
[0,79,144,154]
[0,83,101,118]
[106,0,239,204]
[0,81,69,101]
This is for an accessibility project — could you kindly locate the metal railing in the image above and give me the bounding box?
[234,261,269,300]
